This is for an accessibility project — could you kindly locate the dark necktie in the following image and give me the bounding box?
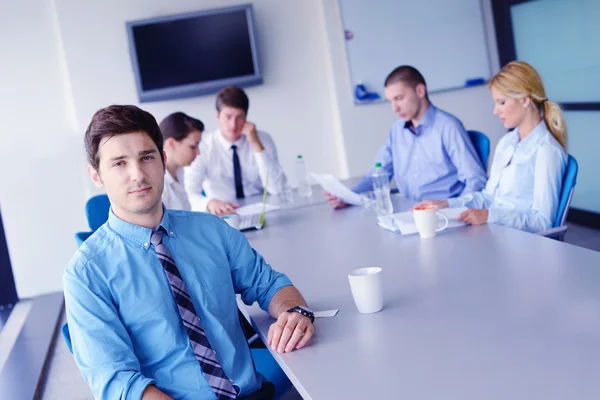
[150,229,238,399]
[231,145,244,199]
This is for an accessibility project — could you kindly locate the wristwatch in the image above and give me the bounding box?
[287,305,314,324]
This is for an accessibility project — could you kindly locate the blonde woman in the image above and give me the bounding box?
[413,61,568,233]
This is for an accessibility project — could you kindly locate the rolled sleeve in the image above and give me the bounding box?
[254,132,288,194]
[223,223,293,311]
[63,267,155,400]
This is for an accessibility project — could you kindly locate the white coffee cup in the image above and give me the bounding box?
[412,205,449,239]
[348,267,383,314]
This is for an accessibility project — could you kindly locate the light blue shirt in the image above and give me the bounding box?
[448,121,567,233]
[352,105,487,200]
[63,209,292,400]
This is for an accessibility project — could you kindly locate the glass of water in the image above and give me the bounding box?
[277,185,294,205]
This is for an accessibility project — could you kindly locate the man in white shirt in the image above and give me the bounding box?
[159,112,203,211]
[185,85,288,216]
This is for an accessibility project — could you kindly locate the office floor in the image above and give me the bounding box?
[564,223,600,252]
[38,223,599,399]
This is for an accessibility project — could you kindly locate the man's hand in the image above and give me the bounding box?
[457,208,489,225]
[142,385,173,399]
[241,122,264,153]
[268,311,314,354]
[411,199,449,210]
[207,199,240,217]
[324,191,349,210]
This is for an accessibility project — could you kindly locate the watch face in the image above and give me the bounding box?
[296,305,313,314]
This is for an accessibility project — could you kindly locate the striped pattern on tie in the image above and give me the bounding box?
[150,229,238,399]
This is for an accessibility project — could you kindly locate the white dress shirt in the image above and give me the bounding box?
[448,121,567,233]
[184,130,288,211]
[162,168,192,211]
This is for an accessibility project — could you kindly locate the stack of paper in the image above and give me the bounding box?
[236,203,280,216]
[377,207,468,235]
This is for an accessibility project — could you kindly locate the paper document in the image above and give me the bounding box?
[311,173,363,206]
[236,203,280,216]
[377,207,468,235]
[314,309,339,318]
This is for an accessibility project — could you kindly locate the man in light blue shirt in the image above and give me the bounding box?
[64,105,315,400]
[325,66,487,208]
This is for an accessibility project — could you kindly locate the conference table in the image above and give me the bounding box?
[240,193,600,399]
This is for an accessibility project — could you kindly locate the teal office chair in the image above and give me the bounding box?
[538,155,578,241]
[70,196,292,398]
[74,194,111,246]
[467,130,490,168]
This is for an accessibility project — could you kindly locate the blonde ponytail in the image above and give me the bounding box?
[542,100,568,150]
[490,61,568,150]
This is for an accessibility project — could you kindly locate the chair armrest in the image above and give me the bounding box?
[538,225,568,238]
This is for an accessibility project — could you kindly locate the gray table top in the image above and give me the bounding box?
[243,196,600,400]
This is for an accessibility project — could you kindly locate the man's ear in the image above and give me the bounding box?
[415,83,427,99]
[88,165,104,189]
[215,110,220,120]
[163,151,167,173]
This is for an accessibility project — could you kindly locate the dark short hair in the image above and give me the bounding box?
[85,105,164,171]
[215,85,249,114]
[384,66,427,90]
[159,112,204,142]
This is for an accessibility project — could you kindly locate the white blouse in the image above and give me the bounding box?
[162,168,191,211]
[448,121,567,233]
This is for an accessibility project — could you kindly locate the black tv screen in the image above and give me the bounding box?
[126,5,262,102]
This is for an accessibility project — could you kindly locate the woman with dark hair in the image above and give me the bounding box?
[159,112,204,210]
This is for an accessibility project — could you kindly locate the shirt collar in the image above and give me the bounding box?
[217,129,246,151]
[164,170,175,185]
[404,104,436,134]
[164,168,183,186]
[107,206,175,248]
[513,121,547,152]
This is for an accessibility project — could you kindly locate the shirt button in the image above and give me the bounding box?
[413,156,418,160]
[170,231,174,235]
[143,242,149,248]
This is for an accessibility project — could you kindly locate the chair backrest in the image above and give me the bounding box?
[467,130,490,168]
[62,323,73,354]
[86,194,111,231]
[554,154,578,228]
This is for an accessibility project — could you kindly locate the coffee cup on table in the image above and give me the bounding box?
[348,267,383,314]
[412,205,449,239]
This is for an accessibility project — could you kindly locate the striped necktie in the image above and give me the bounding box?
[150,229,238,399]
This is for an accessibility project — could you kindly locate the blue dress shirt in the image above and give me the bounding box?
[448,121,567,233]
[352,105,487,200]
[63,209,292,399]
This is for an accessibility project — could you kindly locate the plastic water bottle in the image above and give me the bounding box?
[296,155,313,197]
[371,162,393,215]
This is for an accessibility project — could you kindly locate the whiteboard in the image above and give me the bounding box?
[339,0,492,103]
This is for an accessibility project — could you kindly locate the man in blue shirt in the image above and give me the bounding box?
[325,66,487,208]
[64,105,314,400]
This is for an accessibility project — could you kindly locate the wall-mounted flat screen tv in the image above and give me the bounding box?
[126,4,262,102]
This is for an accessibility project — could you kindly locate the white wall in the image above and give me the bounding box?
[52,0,344,191]
[322,0,506,177]
[0,0,86,298]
